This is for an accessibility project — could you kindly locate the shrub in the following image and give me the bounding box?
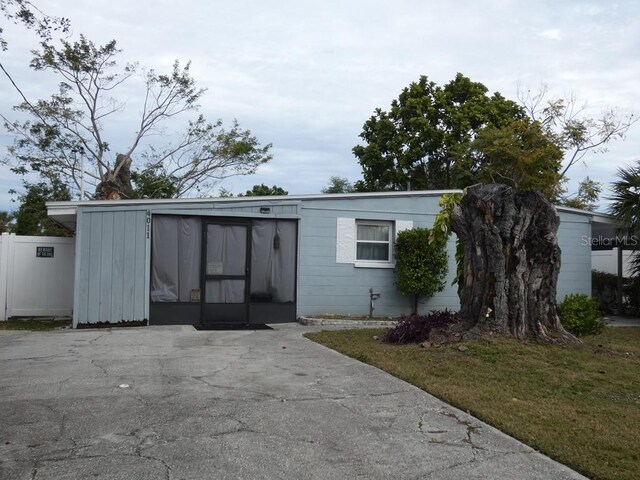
[592,270,619,314]
[558,294,605,337]
[384,310,458,344]
[394,227,448,314]
[623,276,640,315]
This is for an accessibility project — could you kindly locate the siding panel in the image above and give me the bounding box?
[75,212,91,325]
[75,209,148,324]
[99,212,114,322]
[296,196,457,317]
[110,212,125,321]
[122,211,137,320]
[86,213,102,323]
[133,210,147,320]
[557,211,591,300]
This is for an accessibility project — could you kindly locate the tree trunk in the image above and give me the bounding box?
[451,184,576,342]
[94,154,135,200]
[411,294,419,316]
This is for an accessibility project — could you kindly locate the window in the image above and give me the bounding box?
[336,218,412,268]
[356,221,393,262]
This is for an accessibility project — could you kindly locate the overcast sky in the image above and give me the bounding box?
[1,0,638,211]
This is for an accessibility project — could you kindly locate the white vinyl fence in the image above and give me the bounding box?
[0,233,75,320]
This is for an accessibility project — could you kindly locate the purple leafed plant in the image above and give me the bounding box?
[384,310,458,344]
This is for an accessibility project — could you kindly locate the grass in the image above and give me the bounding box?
[305,327,640,480]
[0,318,72,331]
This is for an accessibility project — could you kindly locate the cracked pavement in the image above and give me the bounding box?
[0,324,586,479]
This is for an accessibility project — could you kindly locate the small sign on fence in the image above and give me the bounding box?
[190,288,201,303]
[36,246,55,258]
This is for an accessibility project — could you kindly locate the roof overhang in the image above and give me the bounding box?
[46,205,79,233]
[46,190,463,233]
[47,191,629,248]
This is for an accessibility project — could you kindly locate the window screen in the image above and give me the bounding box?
[151,216,201,302]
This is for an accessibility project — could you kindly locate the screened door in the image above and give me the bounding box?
[202,221,249,324]
[150,215,297,326]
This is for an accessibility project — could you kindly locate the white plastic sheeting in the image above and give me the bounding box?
[151,216,201,302]
[151,216,296,305]
[251,220,296,303]
[205,279,245,303]
[204,224,247,304]
[205,224,246,276]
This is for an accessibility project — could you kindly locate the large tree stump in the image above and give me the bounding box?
[451,184,576,342]
[94,154,135,200]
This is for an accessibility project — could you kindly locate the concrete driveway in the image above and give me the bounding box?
[0,324,585,480]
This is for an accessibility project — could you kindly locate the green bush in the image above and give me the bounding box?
[558,294,605,337]
[394,227,448,314]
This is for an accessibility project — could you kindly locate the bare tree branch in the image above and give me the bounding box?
[518,85,637,181]
[4,33,272,199]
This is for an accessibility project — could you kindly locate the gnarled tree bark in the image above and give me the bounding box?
[94,154,135,200]
[451,183,576,342]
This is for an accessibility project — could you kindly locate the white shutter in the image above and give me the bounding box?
[395,220,414,238]
[336,217,356,263]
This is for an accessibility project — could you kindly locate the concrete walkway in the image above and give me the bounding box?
[0,324,586,480]
[605,315,640,327]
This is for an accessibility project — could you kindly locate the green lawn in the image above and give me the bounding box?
[0,318,71,331]
[305,327,640,480]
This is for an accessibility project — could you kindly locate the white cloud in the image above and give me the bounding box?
[539,29,563,40]
[0,0,639,211]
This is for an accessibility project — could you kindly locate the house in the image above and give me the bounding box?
[47,190,606,328]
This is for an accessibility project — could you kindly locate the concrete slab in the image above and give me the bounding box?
[605,316,640,327]
[0,324,587,480]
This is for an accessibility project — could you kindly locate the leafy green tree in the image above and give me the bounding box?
[429,193,464,292]
[3,35,272,199]
[394,227,448,314]
[609,162,640,276]
[353,73,525,191]
[321,176,355,193]
[468,119,563,198]
[238,184,288,197]
[130,168,179,199]
[12,177,71,236]
[558,177,602,211]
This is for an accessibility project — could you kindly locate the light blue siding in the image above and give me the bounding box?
[133,210,147,320]
[297,195,459,317]
[122,211,138,322]
[296,199,592,317]
[557,211,592,301]
[86,212,102,323]
[75,209,148,324]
